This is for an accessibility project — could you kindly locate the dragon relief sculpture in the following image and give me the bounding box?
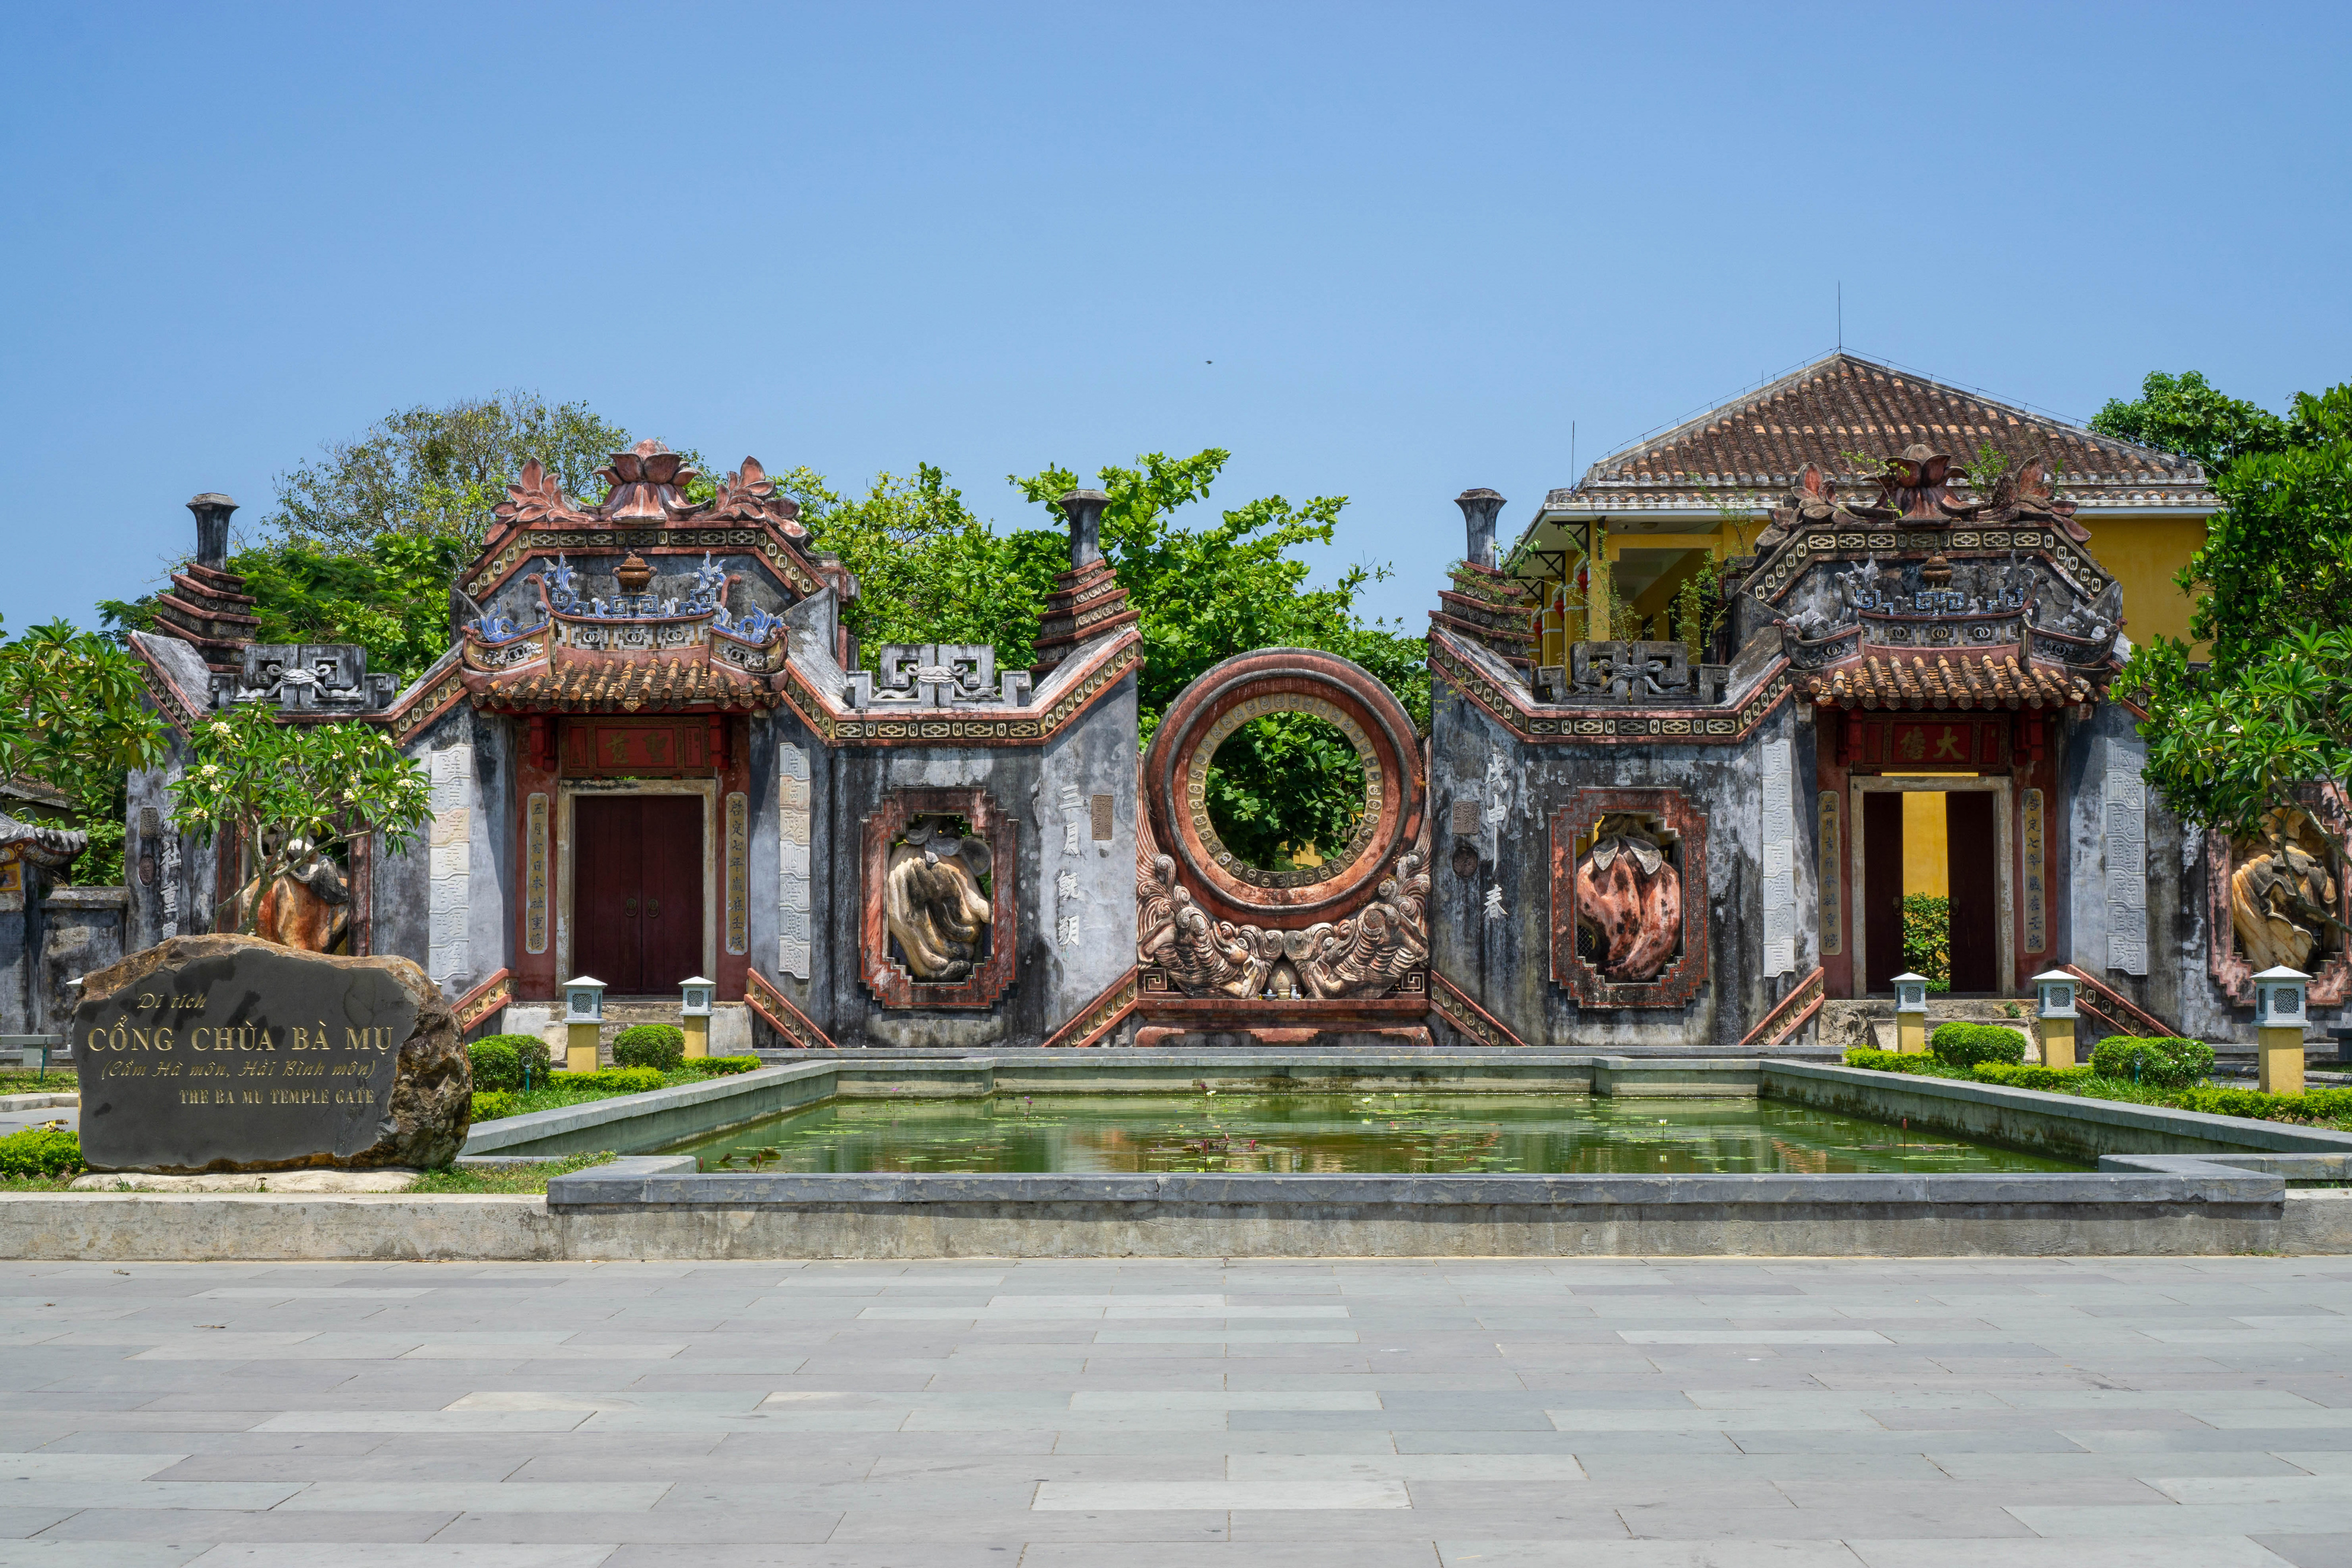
[1136,804,1429,999]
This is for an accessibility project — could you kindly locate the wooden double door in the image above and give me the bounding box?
[574,795,705,993]
[1862,789,2000,995]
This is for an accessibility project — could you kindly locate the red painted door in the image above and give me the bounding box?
[1946,792,1999,994]
[1863,792,1905,995]
[574,796,703,993]
[638,796,703,993]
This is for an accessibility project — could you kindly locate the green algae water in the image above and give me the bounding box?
[660,1093,2081,1175]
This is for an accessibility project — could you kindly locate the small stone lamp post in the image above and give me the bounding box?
[562,976,606,1074]
[1890,972,1929,1054]
[679,976,715,1060]
[2032,970,2079,1069]
[2253,965,2310,1096]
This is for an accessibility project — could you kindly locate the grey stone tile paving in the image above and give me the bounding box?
[7,1259,2352,1566]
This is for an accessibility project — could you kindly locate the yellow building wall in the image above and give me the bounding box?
[2085,516,2208,650]
[1902,792,1948,897]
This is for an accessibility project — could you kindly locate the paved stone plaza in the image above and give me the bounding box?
[3,1257,2349,1568]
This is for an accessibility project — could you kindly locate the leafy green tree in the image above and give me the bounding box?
[269,391,630,554]
[792,464,1065,669]
[0,620,168,884]
[1011,450,1427,867]
[2089,370,2290,473]
[2123,383,2352,922]
[167,702,433,936]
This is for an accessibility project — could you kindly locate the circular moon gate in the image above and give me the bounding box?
[1145,648,1424,928]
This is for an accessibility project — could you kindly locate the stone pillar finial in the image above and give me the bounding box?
[1455,488,1506,570]
[1059,489,1109,571]
[187,493,238,570]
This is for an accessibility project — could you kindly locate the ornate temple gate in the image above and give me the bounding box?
[1134,648,1432,1047]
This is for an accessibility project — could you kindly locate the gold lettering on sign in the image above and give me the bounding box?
[525,793,550,955]
[1818,792,1842,956]
[725,790,749,956]
[2022,787,2047,954]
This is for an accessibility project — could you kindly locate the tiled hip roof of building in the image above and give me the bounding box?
[473,656,779,714]
[1805,651,2090,710]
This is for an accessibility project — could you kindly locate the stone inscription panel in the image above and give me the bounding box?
[72,947,419,1172]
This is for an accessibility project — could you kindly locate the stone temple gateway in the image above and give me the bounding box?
[103,362,2327,1055]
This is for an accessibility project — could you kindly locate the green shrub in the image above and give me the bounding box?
[699,1055,761,1076]
[1929,1022,2028,1069]
[613,1026,685,1072]
[563,1066,666,1094]
[467,1039,519,1092]
[469,1090,519,1122]
[0,1128,84,1179]
[2089,1036,2215,1088]
[1844,1047,1942,1075]
[1901,894,1951,992]
[471,1032,550,1086]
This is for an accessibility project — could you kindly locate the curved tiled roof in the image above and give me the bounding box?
[1536,353,2215,517]
[1805,650,2092,712]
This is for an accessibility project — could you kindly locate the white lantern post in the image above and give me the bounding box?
[1890,972,1929,1054]
[2032,970,2079,1069]
[2252,966,2309,1096]
[562,976,607,1074]
[679,976,716,1060]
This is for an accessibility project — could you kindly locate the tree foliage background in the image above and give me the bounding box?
[92,392,1425,881]
[2108,372,2352,921]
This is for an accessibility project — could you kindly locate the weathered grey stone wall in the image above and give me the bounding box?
[37,888,127,1035]
[1428,672,1819,1050]
[783,671,1139,1050]
[376,704,515,1001]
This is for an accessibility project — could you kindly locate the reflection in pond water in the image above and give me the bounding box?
[662,1093,2081,1175]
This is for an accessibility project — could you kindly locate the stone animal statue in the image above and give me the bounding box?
[229,838,350,953]
[1574,814,1683,982]
[2232,816,2339,973]
[883,818,994,982]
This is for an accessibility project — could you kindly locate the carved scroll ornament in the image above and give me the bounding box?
[1575,815,1683,982]
[1136,803,1428,1000]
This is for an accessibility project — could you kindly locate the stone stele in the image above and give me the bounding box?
[71,934,467,1174]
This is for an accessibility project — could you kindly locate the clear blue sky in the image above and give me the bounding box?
[6,2,2347,637]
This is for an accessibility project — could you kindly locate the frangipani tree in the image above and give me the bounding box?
[166,701,433,937]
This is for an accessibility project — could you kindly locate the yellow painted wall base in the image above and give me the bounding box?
[566,1021,601,1075]
[2259,1025,2305,1096]
[2039,1019,2076,1070]
[683,1017,710,1059]
[1896,1013,1928,1054]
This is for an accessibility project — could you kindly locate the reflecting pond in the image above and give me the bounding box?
[661,1092,2082,1175]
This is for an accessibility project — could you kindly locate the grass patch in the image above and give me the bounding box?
[411,1152,616,1194]
[0,1067,76,1096]
[0,1173,81,1192]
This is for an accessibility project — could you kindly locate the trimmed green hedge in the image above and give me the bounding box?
[1929,1022,2027,1069]
[613,1026,685,1072]
[2089,1036,2215,1088]
[701,1055,761,1076]
[0,1127,84,1179]
[467,1034,552,1091]
[561,1066,666,1094]
[1841,1047,2352,1127]
[470,1090,520,1122]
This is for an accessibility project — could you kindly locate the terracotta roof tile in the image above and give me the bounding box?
[475,656,776,714]
[1805,650,2089,711]
[1534,352,2215,518]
